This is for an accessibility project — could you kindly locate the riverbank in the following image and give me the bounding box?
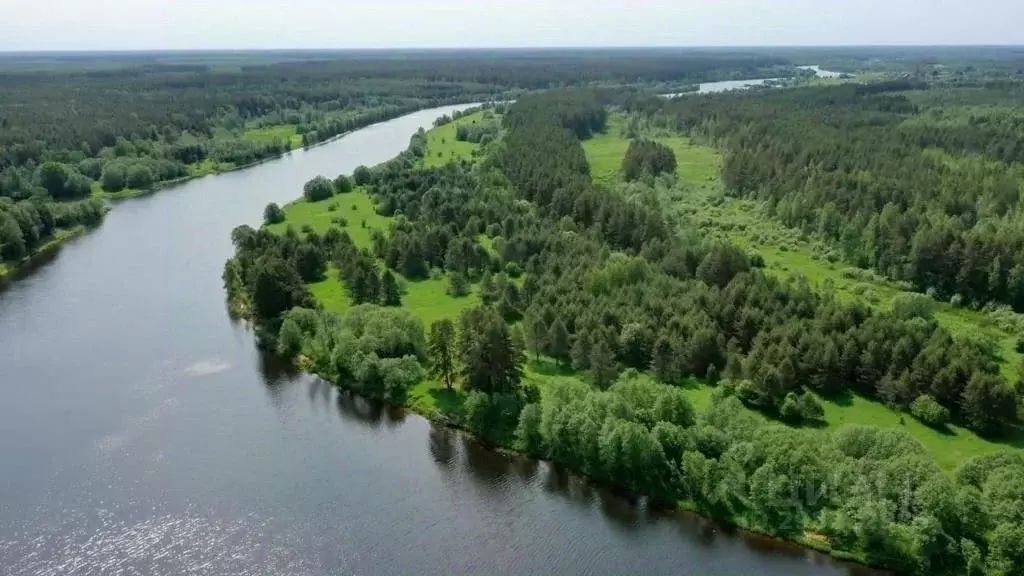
[0,226,89,284]
[88,101,497,202]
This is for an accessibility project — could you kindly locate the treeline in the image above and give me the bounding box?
[629,82,1024,310]
[0,196,105,264]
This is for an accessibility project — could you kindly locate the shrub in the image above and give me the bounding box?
[100,164,127,192]
[797,392,824,423]
[263,202,285,225]
[892,293,935,321]
[334,174,353,194]
[126,164,155,189]
[447,271,470,297]
[303,176,334,202]
[353,165,373,186]
[779,392,802,422]
[504,261,522,278]
[911,394,950,428]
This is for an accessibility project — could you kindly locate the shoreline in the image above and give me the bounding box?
[295,358,880,573]
[0,226,89,284]
[94,101,492,202]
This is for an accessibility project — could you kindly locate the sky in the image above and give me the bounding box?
[1,0,1023,51]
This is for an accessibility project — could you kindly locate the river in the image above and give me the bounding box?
[0,105,875,575]
[663,65,844,97]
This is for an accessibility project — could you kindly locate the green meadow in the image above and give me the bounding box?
[419,110,493,168]
[243,125,304,150]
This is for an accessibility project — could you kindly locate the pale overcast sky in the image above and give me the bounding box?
[2,0,1022,51]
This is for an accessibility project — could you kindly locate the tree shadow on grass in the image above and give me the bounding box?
[526,357,577,378]
[429,386,466,419]
[824,389,855,407]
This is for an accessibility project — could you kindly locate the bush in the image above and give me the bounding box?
[334,174,353,194]
[892,293,935,321]
[447,271,470,297]
[263,202,285,225]
[126,164,155,189]
[797,393,824,423]
[353,165,373,186]
[504,261,522,278]
[910,394,950,428]
[779,392,802,422]
[303,176,334,202]
[100,164,127,192]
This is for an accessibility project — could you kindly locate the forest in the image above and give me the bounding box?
[0,50,788,275]
[626,80,1024,313]
[224,84,1024,575]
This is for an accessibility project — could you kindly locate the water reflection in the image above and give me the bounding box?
[428,422,458,467]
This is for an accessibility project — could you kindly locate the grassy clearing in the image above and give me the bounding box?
[266,189,391,247]
[583,112,1024,470]
[584,114,721,187]
[268,188,483,328]
[420,111,492,168]
[244,125,303,149]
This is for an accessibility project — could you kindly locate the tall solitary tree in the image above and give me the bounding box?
[428,319,456,389]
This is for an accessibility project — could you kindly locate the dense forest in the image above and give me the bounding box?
[0,50,789,274]
[626,81,1024,314]
[224,86,1024,575]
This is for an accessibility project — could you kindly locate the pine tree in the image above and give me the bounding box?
[547,318,570,365]
[428,319,456,389]
[590,339,618,389]
[381,270,402,306]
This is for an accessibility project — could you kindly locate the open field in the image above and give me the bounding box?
[583,113,1024,471]
[243,125,304,149]
[583,114,720,187]
[420,110,494,168]
[268,188,483,326]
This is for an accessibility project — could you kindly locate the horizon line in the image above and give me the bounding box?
[2,43,1024,55]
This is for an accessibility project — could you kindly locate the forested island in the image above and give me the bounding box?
[222,49,1024,576]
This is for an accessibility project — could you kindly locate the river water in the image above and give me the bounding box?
[663,65,843,97]
[0,105,875,575]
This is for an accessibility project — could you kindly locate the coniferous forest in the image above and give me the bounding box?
[224,51,1024,575]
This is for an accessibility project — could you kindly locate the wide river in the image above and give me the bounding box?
[0,105,877,575]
